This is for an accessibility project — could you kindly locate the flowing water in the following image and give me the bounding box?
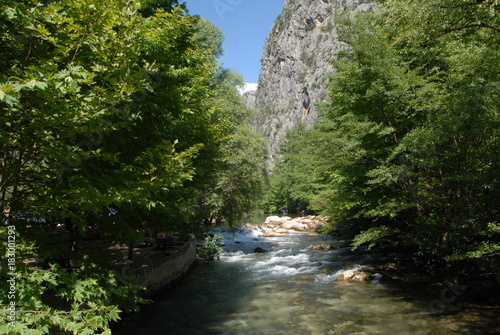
[115,221,500,335]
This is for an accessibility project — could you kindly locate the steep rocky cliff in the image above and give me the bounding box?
[242,90,257,109]
[252,0,373,166]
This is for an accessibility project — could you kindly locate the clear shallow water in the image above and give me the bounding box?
[115,225,500,335]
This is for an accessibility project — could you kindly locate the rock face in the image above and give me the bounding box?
[252,0,374,166]
[243,90,257,109]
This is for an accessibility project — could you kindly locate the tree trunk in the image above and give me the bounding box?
[128,244,134,261]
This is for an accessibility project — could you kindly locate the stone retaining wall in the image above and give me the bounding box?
[131,238,197,298]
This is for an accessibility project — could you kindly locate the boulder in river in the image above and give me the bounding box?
[311,244,335,251]
[265,216,291,224]
[243,223,259,230]
[265,216,281,223]
[337,270,371,282]
[260,231,282,238]
[282,221,307,231]
[273,228,288,234]
[254,247,267,253]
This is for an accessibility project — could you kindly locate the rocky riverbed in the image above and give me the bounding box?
[241,215,328,236]
[243,215,500,302]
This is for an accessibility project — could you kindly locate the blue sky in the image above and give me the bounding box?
[183,0,284,87]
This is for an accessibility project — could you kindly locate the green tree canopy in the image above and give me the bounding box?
[322,0,500,261]
[0,0,253,333]
[204,69,269,226]
[267,0,500,264]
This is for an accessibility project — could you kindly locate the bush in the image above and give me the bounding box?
[197,235,225,262]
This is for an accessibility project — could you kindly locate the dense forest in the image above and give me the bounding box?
[1,0,500,333]
[0,0,268,333]
[266,0,500,264]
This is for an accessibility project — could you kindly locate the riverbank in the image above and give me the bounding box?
[366,247,500,306]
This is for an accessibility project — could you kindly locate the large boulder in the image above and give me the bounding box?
[304,219,322,230]
[265,216,281,224]
[265,216,291,224]
[282,221,307,231]
[337,270,371,282]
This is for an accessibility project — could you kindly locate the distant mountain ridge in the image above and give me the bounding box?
[250,0,373,167]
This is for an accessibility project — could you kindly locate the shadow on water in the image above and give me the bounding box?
[122,263,259,334]
[113,226,500,335]
[113,232,281,335]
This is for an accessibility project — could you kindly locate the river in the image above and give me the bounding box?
[115,218,500,334]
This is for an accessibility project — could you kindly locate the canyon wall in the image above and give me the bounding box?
[251,0,373,166]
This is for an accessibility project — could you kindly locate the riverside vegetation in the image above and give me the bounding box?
[1,0,499,334]
[0,1,268,333]
[265,0,500,267]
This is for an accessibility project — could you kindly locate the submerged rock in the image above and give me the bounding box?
[254,247,267,253]
[260,231,282,238]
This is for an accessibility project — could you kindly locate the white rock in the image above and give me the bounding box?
[337,270,371,282]
[265,216,281,223]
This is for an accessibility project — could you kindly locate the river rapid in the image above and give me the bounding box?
[115,220,500,335]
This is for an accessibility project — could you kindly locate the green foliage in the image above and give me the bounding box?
[0,0,265,332]
[196,234,225,262]
[0,240,147,334]
[193,16,225,58]
[269,0,500,263]
[264,123,322,213]
[203,69,269,226]
[351,226,400,250]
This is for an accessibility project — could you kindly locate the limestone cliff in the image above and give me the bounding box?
[242,90,256,109]
[252,0,373,166]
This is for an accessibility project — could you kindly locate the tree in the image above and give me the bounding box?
[0,0,147,213]
[0,0,227,332]
[204,69,269,226]
[270,0,500,264]
[379,0,500,261]
[265,123,322,214]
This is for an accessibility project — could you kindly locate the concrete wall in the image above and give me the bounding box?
[131,238,197,298]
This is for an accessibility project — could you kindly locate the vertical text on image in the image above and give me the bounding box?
[6,224,17,327]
